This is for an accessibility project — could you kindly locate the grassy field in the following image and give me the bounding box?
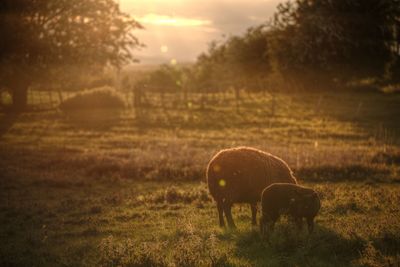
[0,91,400,266]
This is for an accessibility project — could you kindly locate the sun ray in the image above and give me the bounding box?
[138,13,211,27]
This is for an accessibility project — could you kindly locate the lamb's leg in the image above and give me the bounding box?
[250,203,257,226]
[223,201,236,229]
[268,219,276,233]
[217,200,225,227]
[261,213,276,240]
[306,217,314,233]
[268,214,278,234]
[294,217,303,232]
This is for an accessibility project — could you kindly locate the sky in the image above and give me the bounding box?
[120,0,280,65]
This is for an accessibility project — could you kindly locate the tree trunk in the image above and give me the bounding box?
[12,83,29,111]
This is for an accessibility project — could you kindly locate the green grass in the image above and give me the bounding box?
[0,91,400,266]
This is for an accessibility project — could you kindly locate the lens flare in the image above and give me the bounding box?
[160,45,168,53]
[213,164,221,172]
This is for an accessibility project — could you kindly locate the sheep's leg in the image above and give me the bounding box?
[268,214,278,234]
[267,220,275,234]
[223,201,236,229]
[250,203,257,226]
[306,217,314,233]
[217,200,225,227]
[294,217,303,232]
[259,216,265,237]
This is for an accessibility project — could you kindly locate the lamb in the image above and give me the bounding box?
[206,147,298,229]
[259,183,321,238]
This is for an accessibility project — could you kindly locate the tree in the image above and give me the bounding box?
[192,27,272,96]
[0,0,142,110]
[224,26,272,91]
[194,52,219,94]
[271,0,400,89]
[146,65,182,93]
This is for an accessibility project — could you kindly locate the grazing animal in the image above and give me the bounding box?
[259,183,321,238]
[206,147,298,228]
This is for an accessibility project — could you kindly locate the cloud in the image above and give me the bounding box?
[121,0,281,63]
[133,24,216,64]
[123,0,279,32]
[137,13,212,27]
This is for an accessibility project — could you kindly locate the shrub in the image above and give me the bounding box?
[59,87,125,111]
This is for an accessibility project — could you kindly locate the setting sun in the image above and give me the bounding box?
[138,13,211,27]
[160,45,168,53]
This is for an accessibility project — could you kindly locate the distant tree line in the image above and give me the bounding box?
[2,0,400,112]
[271,0,400,89]
[138,0,400,96]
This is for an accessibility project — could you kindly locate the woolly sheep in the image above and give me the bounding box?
[259,183,321,238]
[206,147,298,228]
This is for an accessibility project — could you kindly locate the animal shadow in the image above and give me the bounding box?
[234,224,364,266]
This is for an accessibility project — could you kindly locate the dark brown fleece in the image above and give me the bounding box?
[260,183,321,237]
[206,147,298,228]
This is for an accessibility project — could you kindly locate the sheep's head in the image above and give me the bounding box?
[290,190,320,217]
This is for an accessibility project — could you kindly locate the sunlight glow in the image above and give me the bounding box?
[160,45,168,53]
[138,13,212,27]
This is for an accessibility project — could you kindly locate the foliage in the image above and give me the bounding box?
[270,0,400,88]
[0,0,142,110]
[224,26,272,87]
[146,65,183,93]
[192,27,272,93]
[186,0,400,92]
[139,26,272,97]
[59,87,125,111]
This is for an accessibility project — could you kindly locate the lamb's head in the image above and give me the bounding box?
[290,190,320,218]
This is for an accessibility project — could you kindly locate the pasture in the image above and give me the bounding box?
[1,90,400,266]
